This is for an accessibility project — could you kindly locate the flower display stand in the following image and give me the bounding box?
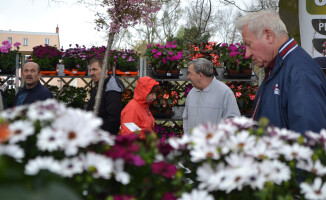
[224,68,252,79]
[64,69,87,76]
[151,67,182,79]
[40,70,57,76]
[109,69,138,77]
[150,108,175,119]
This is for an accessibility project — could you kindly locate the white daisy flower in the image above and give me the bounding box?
[0,144,25,160]
[300,177,326,200]
[8,120,34,144]
[191,123,225,147]
[281,143,313,161]
[95,129,115,145]
[190,145,220,162]
[37,127,66,152]
[114,159,130,185]
[261,136,284,152]
[82,152,113,179]
[258,160,290,186]
[0,105,27,120]
[168,134,191,149]
[297,159,326,176]
[25,156,61,175]
[216,121,239,135]
[178,189,214,200]
[247,166,266,190]
[226,130,256,152]
[246,140,279,160]
[225,116,257,129]
[59,157,84,178]
[267,127,301,141]
[27,99,66,121]
[225,153,255,169]
[197,162,229,191]
[53,109,102,156]
[205,168,233,192]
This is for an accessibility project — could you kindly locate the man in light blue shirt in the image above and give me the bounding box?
[183,58,240,134]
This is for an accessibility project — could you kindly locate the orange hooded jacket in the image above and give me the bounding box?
[120,76,159,138]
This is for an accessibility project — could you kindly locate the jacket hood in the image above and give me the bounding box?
[134,76,159,104]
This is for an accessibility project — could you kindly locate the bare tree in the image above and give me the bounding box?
[184,0,218,42]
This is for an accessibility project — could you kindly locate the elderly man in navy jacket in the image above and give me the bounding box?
[14,62,53,106]
[235,10,326,134]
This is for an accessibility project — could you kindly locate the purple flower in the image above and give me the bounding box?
[147,44,152,48]
[152,48,158,53]
[13,42,21,47]
[162,192,177,200]
[151,161,178,179]
[0,46,9,53]
[154,52,162,58]
[157,142,174,156]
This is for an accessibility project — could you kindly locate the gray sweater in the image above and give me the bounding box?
[183,77,240,134]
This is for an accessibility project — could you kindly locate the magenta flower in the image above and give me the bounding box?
[13,42,21,47]
[152,48,158,53]
[162,192,177,200]
[151,161,178,179]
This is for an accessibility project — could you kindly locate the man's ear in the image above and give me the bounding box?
[263,28,275,43]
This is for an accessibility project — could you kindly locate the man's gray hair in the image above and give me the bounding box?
[235,10,288,38]
[188,58,214,77]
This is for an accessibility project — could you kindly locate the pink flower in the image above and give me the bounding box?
[152,48,158,53]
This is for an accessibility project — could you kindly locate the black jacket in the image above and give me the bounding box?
[87,75,125,134]
[13,81,53,106]
[0,90,6,110]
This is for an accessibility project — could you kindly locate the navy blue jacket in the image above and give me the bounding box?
[13,81,53,106]
[253,38,326,134]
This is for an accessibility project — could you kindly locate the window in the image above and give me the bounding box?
[45,38,50,45]
[23,38,28,46]
[8,37,12,45]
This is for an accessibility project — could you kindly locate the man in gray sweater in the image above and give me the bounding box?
[183,58,240,134]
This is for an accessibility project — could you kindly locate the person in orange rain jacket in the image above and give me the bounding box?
[120,76,160,138]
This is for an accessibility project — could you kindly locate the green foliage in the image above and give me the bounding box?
[3,88,15,107]
[56,85,88,109]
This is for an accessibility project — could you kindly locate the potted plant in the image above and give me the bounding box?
[0,99,190,200]
[121,88,134,108]
[219,42,252,78]
[0,40,21,75]
[56,85,88,109]
[113,49,139,74]
[144,41,184,77]
[31,44,62,75]
[150,81,180,118]
[188,42,221,67]
[227,81,258,116]
[61,44,88,76]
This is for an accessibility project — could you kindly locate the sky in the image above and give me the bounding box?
[0,0,107,49]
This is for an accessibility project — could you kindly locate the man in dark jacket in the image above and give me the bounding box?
[86,58,125,134]
[0,89,6,111]
[13,62,53,106]
[235,10,326,134]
